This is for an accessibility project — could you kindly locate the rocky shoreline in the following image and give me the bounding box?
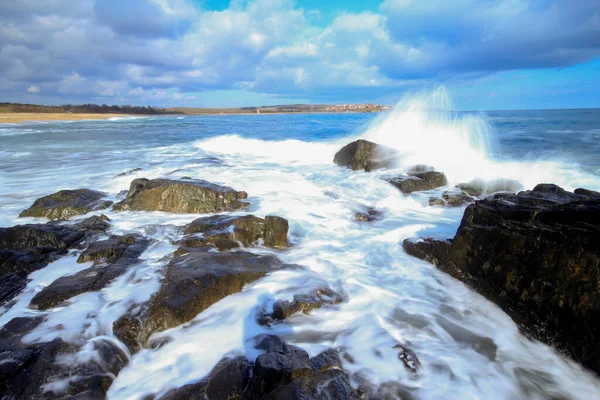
[0,138,599,398]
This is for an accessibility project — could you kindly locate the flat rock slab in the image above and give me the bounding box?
[19,189,113,220]
[403,183,600,373]
[334,139,397,172]
[29,234,151,310]
[387,171,448,194]
[114,250,293,352]
[180,214,288,251]
[114,178,248,214]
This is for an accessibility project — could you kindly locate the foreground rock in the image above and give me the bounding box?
[114,178,248,214]
[19,189,113,220]
[158,335,357,400]
[0,317,128,399]
[29,234,151,310]
[114,250,290,352]
[0,223,86,306]
[180,214,289,251]
[333,139,396,172]
[387,171,448,194]
[403,184,600,373]
[355,208,382,222]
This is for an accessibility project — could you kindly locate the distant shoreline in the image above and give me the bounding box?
[0,110,387,124]
[0,113,137,124]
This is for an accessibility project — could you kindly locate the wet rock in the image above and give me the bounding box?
[355,208,382,222]
[180,214,288,251]
[247,335,315,399]
[0,223,85,253]
[393,344,421,374]
[115,168,143,177]
[0,223,85,306]
[113,178,249,214]
[184,215,265,247]
[137,251,288,345]
[19,189,113,220]
[75,214,111,233]
[429,191,475,207]
[157,336,357,400]
[267,288,343,323]
[0,337,71,399]
[29,234,150,310]
[310,348,358,400]
[248,336,359,400]
[113,312,145,354]
[264,216,289,248]
[180,176,192,180]
[387,171,448,194]
[76,233,140,264]
[403,184,600,373]
[0,316,45,341]
[159,357,252,400]
[333,139,396,172]
[456,178,523,197]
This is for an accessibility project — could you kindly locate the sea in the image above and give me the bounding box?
[1,90,600,399]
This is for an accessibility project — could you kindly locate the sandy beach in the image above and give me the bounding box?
[0,113,133,124]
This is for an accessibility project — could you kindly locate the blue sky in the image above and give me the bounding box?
[1,0,599,110]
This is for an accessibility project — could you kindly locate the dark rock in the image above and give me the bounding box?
[29,234,150,310]
[159,357,251,400]
[184,215,264,247]
[113,178,248,214]
[115,168,143,177]
[310,348,358,400]
[387,171,448,194]
[0,272,28,306]
[247,335,314,399]
[355,208,382,222]
[429,191,475,207]
[77,234,140,264]
[393,344,421,374]
[136,251,288,345]
[75,214,111,233]
[180,176,192,180]
[158,337,357,400]
[0,316,45,341]
[0,223,85,253]
[113,313,145,354]
[403,184,600,373]
[19,189,113,220]
[333,139,396,172]
[180,214,288,251]
[268,288,343,322]
[0,338,71,399]
[456,178,523,197]
[264,216,288,248]
[0,223,85,306]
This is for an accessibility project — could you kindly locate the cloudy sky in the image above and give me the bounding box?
[1,0,599,110]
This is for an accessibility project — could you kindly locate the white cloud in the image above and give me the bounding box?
[27,84,39,93]
[0,0,599,104]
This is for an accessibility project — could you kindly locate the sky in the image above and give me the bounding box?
[1,0,599,110]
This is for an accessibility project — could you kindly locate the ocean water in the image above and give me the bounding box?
[1,92,600,400]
